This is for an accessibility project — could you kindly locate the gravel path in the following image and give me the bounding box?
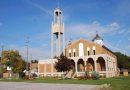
[0,82,98,90]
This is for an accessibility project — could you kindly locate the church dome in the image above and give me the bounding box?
[92,34,103,41]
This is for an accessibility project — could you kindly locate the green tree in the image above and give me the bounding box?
[114,52,130,69]
[55,54,72,72]
[1,50,26,73]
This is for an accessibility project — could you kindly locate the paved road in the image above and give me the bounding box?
[0,82,98,90]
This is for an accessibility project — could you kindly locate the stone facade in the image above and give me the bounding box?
[65,39,118,78]
[38,39,118,78]
[65,39,116,58]
[38,59,65,77]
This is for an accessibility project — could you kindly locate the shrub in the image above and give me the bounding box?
[19,72,25,79]
[32,73,37,77]
[78,76,86,80]
[91,71,100,80]
[29,76,34,79]
[85,71,89,76]
[23,75,29,79]
[84,71,90,79]
[87,75,92,79]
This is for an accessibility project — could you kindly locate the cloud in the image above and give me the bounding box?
[66,21,121,40]
[25,0,53,16]
[20,47,50,60]
[65,21,130,54]
[5,44,50,61]
[118,29,125,34]
[109,22,120,30]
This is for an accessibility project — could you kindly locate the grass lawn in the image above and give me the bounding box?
[0,76,130,90]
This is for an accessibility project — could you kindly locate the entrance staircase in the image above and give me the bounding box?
[64,69,76,79]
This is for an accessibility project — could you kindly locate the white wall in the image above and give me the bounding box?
[79,43,84,56]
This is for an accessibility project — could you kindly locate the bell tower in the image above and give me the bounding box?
[92,32,103,46]
[51,7,65,58]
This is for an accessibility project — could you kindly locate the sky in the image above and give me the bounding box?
[0,0,130,60]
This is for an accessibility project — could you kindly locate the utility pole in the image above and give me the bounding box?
[25,37,29,75]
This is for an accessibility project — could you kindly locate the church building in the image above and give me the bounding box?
[65,35,118,78]
[38,7,118,78]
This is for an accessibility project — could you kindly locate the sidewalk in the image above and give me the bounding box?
[0,82,98,90]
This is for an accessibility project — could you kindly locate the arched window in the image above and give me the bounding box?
[93,50,96,55]
[69,53,71,57]
[73,49,76,57]
[68,49,71,57]
[93,46,96,55]
[87,47,90,56]
[74,52,76,57]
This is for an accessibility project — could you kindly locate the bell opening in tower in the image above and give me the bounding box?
[56,12,58,16]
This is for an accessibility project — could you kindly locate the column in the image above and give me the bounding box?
[105,60,108,78]
[94,59,97,72]
[51,62,54,76]
[114,62,116,75]
[112,61,114,77]
[51,22,54,59]
[44,64,46,76]
[58,31,60,56]
[110,59,112,77]
[85,60,87,71]
[63,23,65,55]
[51,22,54,76]
[56,36,58,56]
[38,63,40,77]
[115,59,118,76]
[75,60,78,76]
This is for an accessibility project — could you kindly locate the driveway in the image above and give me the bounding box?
[0,82,98,90]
